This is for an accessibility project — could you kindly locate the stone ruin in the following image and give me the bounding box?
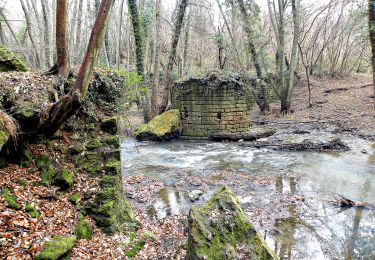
[172,72,252,137]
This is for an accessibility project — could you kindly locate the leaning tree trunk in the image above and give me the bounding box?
[160,0,189,113]
[237,0,269,112]
[38,0,115,137]
[369,0,375,111]
[128,0,144,77]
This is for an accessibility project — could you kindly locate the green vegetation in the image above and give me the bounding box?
[25,203,40,218]
[74,219,93,240]
[125,240,146,258]
[2,187,21,210]
[0,46,28,72]
[68,193,81,205]
[34,236,77,260]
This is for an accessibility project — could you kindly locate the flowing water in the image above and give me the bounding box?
[121,125,375,259]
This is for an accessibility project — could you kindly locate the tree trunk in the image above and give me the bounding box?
[182,8,191,73]
[285,0,300,113]
[20,0,41,68]
[38,0,115,137]
[56,0,69,81]
[75,0,84,52]
[0,14,6,45]
[116,0,126,70]
[160,0,189,113]
[150,0,161,118]
[369,0,375,111]
[41,0,51,68]
[128,0,144,77]
[30,0,45,68]
[237,0,269,112]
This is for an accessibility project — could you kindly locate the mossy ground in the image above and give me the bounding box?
[2,187,21,210]
[34,236,77,260]
[74,219,93,240]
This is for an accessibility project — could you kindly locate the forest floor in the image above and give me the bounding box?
[252,73,375,139]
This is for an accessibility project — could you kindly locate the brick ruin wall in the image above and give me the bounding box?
[172,82,251,137]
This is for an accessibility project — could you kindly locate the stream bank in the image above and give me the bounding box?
[121,122,375,259]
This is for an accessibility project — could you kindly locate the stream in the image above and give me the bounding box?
[121,124,375,259]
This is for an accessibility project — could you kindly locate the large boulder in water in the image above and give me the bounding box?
[134,109,181,141]
[187,187,277,260]
[0,46,28,72]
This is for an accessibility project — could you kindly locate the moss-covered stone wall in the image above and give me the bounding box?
[172,80,251,137]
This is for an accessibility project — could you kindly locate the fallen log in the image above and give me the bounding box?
[242,138,350,152]
[210,127,276,141]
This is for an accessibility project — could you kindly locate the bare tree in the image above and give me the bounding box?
[369,0,375,110]
[160,0,189,113]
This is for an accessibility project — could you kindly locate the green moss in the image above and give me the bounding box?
[86,138,102,150]
[100,116,118,134]
[2,187,21,210]
[68,144,84,155]
[74,219,93,240]
[187,187,277,260]
[100,175,119,188]
[25,203,40,218]
[34,235,77,260]
[105,135,120,148]
[68,193,81,205]
[0,46,28,72]
[0,129,9,150]
[105,159,120,175]
[97,188,116,203]
[125,240,146,258]
[54,169,74,190]
[36,156,50,169]
[35,157,56,186]
[134,109,181,141]
[17,179,27,186]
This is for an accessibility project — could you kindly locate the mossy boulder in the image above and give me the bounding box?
[0,46,28,72]
[74,219,93,240]
[100,116,118,134]
[135,109,181,141]
[54,169,74,190]
[187,187,277,260]
[2,187,21,210]
[36,156,56,186]
[25,203,40,218]
[34,235,77,260]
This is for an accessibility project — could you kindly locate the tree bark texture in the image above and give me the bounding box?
[369,0,375,110]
